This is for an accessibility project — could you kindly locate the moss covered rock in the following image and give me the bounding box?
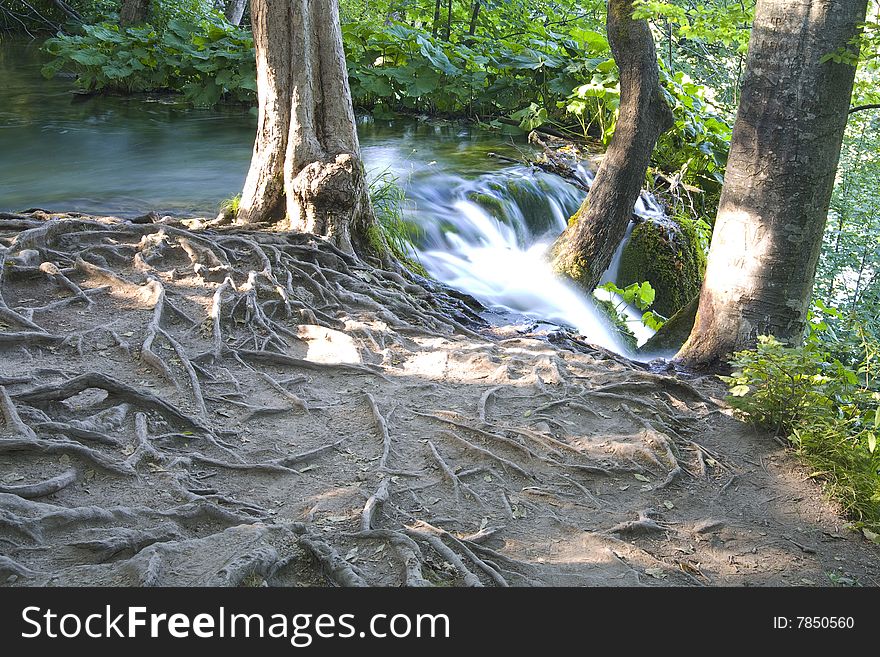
[617,218,705,318]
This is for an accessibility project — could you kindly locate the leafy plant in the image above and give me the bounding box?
[723,328,880,532]
[599,280,665,331]
[42,17,256,106]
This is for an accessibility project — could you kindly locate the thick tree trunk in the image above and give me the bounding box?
[549,0,673,292]
[119,0,149,26]
[676,0,869,369]
[237,0,380,259]
[224,0,247,26]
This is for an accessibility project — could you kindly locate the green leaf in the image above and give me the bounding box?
[569,28,610,54]
[729,385,751,397]
[70,50,108,66]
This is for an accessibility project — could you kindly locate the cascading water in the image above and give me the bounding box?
[377,155,673,356]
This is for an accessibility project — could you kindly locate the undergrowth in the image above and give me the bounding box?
[723,311,880,536]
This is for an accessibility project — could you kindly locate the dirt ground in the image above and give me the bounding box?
[0,211,877,587]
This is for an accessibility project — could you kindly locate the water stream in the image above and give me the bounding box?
[1,38,671,356]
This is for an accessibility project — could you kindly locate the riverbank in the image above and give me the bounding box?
[1,211,877,586]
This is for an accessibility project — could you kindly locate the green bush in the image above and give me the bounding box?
[41,17,256,106]
[723,328,880,533]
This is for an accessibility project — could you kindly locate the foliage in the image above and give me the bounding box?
[41,16,256,106]
[599,280,665,331]
[219,193,240,217]
[40,1,732,201]
[723,324,880,532]
[816,113,880,323]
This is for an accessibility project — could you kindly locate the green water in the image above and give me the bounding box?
[0,37,522,216]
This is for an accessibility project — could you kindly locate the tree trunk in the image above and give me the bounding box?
[549,0,673,292]
[469,0,480,36]
[224,0,247,26]
[119,0,149,26]
[236,0,381,260]
[432,0,442,37]
[444,0,453,41]
[676,0,869,369]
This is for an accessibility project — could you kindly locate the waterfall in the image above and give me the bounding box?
[392,162,671,356]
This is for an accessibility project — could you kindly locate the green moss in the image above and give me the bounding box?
[466,192,506,218]
[365,222,389,256]
[617,218,705,318]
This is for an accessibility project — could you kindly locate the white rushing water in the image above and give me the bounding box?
[385,160,672,356]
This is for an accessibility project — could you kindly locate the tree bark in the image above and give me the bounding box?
[549,0,673,292]
[119,0,149,26]
[236,0,381,259]
[469,0,480,36]
[224,0,247,26]
[444,0,453,41]
[676,0,869,369]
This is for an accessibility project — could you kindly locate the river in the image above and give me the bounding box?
[1,37,668,356]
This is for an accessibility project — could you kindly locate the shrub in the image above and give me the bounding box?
[723,330,880,533]
[42,18,256,106]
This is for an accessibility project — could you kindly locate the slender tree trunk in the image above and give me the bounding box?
[469,0,480,36]
[444,0,453,40]
[224,0,247,26]
[676,0,869,369]
[550,0,673,291]
[119,0,149,26]
[236,0,382,259]
[432,0,442,37]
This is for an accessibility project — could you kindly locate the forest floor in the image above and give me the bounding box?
[1,211,878,587]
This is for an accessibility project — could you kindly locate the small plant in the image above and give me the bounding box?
[723,326,880,532]
[368,170,427,277]
[220,194,240,216]
[599,280,666,331]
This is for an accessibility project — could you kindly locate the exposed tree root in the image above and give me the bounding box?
[70,522,183,562]
[298,534,368,587]
[0,212,847,588]
[606,509,670,537]
[427,440,486,506]
[0,436,135,476]
[13,373,219,445]
[361,478,391,531]
[0,469,77,499]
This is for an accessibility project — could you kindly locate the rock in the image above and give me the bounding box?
[639,295,698,356]
[617,217,705,317]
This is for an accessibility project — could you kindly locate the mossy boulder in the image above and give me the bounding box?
[617,218,705,318]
